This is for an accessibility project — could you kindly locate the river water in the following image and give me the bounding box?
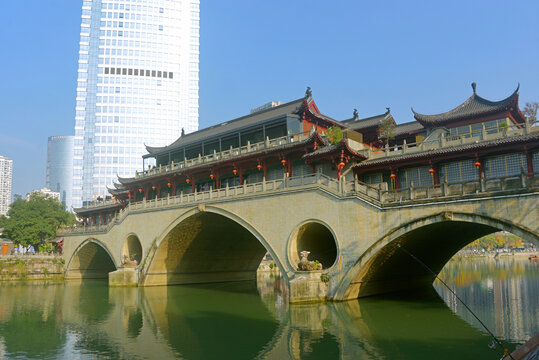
[0,257,537,359]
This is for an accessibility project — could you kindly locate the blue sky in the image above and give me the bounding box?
[0,0,538,198]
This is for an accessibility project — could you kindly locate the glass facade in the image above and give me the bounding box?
[72,0,200,207]
[46,136,74,210]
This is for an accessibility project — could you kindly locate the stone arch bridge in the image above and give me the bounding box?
[61,173,539,303]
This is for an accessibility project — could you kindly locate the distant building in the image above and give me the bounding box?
[47,136,74,210]
[26,188,60,202]
[0,156,13,216]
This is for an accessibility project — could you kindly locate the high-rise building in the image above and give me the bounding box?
[47,136,74,210]
[0,156,13,216]
[72,0,200,207]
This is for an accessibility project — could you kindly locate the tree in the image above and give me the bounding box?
[2,193,76,247]
[523,102,538,122]
[378,117,396,145]
[0,215,7,229]
[326,126,343,144]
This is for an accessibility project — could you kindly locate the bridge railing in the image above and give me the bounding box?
[358,119,537,160]
[135,131,313,179]
[60,172,539,235]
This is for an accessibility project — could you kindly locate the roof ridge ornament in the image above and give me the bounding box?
[471,82,477,95]
[305,86,312,98]
[353,108,359,120]
[386,107,391,114]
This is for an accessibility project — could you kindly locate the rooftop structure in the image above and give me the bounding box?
[26,188,60,202]
[47,136,74,210]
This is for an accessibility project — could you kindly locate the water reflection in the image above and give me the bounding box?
[0,257,536,359]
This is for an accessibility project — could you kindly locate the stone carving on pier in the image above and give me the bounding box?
[298,250,322,271]
[122,255,138,267]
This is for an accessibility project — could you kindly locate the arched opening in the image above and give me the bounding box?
[66,241,117,280]
[289,222,338,270]
[143,211,270,286]
[341,215,538,300]
[122,234,143,265]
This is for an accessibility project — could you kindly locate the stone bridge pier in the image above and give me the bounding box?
[62,179,539,303]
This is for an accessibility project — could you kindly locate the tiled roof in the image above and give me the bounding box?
[394,121,424,136]
[412,84,519,126]
[341,109,392,131]
[145,97,306,155]
[355,132,539,169]
[303,138,366,160]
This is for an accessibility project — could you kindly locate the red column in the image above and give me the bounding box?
[525,149,533,176]
[215,174,220,189]
[144,186,149,200]
[157,185,161,198]
[263,164,268,179]
[192,179,196,193]
[172,180,177,196]
[239,168,243,185]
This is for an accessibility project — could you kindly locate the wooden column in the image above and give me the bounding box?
[525,149,533,176]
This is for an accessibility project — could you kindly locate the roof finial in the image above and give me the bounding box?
[471,82,477,94]
[353,108,359,120]
[386,107,391,113]
[305,86,312,98]
[181,128,185,136]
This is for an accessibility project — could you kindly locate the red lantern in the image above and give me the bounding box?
[98,215,102,218]
[210,173,214,179]
[109,214,113,217]
[339,161,345,169]
[257,164,262,171]
[186,178,190,184]
[89,217,92,220]
[138,188,142,193]
[152,185,156,190]
[474,161,481,169]
[390,173,397,179]
[281,159,286,166]
[167,182,171,187]
[233,169,237,175]
[429,168,435,174]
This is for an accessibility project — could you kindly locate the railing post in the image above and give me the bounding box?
[226,183,229,197]
[378,183,382,201]
[265,136,270,148]
[354,178,359,193]
[481,127,487,140]
[316,172,320,183]
[402,139,407,153]
[521,171,527,188]
[480,174,486,192]
[524,118,531,135]
[443,176,448,196]
[263,177,266,192]
[409,181,415,200]
[209,186,213,199]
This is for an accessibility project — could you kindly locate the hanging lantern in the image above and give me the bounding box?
[89,217,92,220]
[138,188,143,193]
[109,214,113,217]
[186,178,190,184]
[233,168,237,175]
[390,173,397,179]
[339,161,345,169]
[152,185,156,190]
[257,164,262,171]
[429,168,435,174]
[167,182,171,187]
[210,173,214,179]
[281,159,287,166]
[98,215,102,218]
[474,161,481,169]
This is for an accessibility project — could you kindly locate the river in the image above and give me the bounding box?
[0,256,537,359]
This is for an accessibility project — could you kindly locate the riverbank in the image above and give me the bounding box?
[0,255,64,281]
[452,250,538,260]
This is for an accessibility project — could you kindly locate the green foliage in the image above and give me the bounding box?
[464,232,526,251]
[38,243,55,254]
[327,126,343,144]
[269,263,274,269]
[320,274,330,283]
[2,193,76,247]
[0,215,7,228]
[378,117,396,144]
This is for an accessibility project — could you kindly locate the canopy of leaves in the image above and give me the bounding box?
[378,117,396,144]
[327,126,343,144]
[2,193,76,246]
[464,232,526,250]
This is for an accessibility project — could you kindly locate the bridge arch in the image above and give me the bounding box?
[335,212,539,301]
[287,219,339,271]
[122,233,143,265]
[65,238,117,280]
[140,205,287,286]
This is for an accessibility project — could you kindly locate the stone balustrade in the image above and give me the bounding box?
[60,171,539,235]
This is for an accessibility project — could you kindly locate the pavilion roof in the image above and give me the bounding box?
[303,138,367,162]
[394,121,425,136]
[341,108,394,132]
[145,97,306,156]
[354,132,539,170]
[412,84,521,127]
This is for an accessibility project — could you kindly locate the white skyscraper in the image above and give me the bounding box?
[72,0,200,207]
[0,156,13,216]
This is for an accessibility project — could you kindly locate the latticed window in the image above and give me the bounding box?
[484,153,526,178]
[292,160,311,177]
[533,151,539,174]
[438,160,476,183]
[398,166,433,188]
[267,165,283,181]
[363,173,383,184]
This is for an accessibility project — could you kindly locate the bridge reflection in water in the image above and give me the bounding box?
[2,259,536,360]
